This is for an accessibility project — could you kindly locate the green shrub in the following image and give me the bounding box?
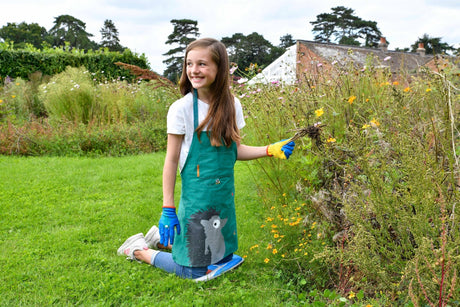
[0,119,167,156]
[0,44,149,81]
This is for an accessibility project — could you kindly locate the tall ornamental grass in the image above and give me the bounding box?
[236,54,460,305]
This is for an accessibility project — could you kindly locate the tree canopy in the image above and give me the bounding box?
[411,33,455,55]
[310,6,382,47]
[221,32,284,75]
[100,19,123,52]
[162,19,200,82]
[0,22,47,49]
[48,15,97,50]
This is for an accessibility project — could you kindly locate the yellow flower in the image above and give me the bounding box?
[326,137,336,143]
[11,95,16,98]
[370,118,380,127]
[392,81,399,85]
[267,244,273,249]
[426,88,432,92]
[315,107,324,117]
[348,95,356,104]
[266,217,274,222]
[250,244,259,250]
[0,99,3,104]
[362,124,371,129]
[264,258,270,263]
[403,87,411,92]
[365,98,370,102]
[272,249,278,254]
[348,291,355,299]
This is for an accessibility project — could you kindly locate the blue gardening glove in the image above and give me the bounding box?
[159,207,181,246]
[267,139,295,159]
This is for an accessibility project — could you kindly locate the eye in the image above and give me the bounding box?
[213,219,220,229]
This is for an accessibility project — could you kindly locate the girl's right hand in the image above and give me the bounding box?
[159,206,181,246]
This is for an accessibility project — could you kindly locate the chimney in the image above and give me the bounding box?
[379,37,388,52]
[416,43,426,56]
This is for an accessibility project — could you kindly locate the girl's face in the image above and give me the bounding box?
[186,47,218,92]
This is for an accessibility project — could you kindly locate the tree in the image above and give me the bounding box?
[0,22,48,49]
[48,14,98,50]
[410,34,454,55]
[310,6,382,47]
[163,19,200,81]
[100,19,123,52]
[279,34,295,49]
[222,32,282,74]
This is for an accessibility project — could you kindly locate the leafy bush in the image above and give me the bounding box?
[0,43,149,81]
[0,119,166,156]
[39,66,175,125]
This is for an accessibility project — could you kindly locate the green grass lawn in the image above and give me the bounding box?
[0,154,298,306]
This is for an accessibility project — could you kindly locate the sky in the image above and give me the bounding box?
[1,0,459,74]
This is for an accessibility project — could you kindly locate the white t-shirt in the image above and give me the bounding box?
[167,92,246,171]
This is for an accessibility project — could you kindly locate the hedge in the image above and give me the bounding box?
[0,47,150,81]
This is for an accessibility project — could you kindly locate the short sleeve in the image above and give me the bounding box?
[167,98,186,135]
[234,97,246,130]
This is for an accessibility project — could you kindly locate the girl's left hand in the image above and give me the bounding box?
[267,139,295,159]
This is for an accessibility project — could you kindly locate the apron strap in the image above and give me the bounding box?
[193,89,198,130]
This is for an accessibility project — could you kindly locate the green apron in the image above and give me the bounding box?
[172,90,238,267]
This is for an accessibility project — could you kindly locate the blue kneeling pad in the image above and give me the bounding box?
[194,254,244,282]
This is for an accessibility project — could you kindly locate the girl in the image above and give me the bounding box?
[118,38,295,280]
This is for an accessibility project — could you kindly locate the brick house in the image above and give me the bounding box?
[250,38,452,84]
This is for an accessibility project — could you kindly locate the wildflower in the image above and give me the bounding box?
[0,99,3,104]
[314,107,324,118]
[266,217,274,222]
[272,249,278,254]
[11,95,16,98]
[392,81,399,85]
[15,82,20,86]
[384,56,391,61]
[362,124,371,129]
[403,87,411,92]
[267,244,273,249]
[365,98,370,102]
[426,88,432,92]
[326,137,336,143]
[229,65,238,74]
[370,118,380,127]
[347,95,356,104]
[264,258,270,263]
[348,291,355,299]
[250,244,259,250]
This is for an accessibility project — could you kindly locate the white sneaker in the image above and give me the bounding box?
[117,233,148,263]
[145,225,160,249]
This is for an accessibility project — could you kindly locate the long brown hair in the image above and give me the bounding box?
[179,38,240,147]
